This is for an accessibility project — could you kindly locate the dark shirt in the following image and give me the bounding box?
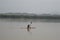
[27,24,30,29]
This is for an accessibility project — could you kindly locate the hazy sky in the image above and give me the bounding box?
[0,0,60,14]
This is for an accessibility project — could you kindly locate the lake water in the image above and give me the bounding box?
[0,19,60,40]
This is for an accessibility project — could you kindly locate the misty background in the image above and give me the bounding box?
[0,0,60,14]
[0,0,60,40]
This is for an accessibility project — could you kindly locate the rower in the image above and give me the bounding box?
[27,22,32,31]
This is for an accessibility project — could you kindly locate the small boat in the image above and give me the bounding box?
[20,27,36,32]
[20,27,36,29]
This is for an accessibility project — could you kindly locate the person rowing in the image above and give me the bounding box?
[27,22,32,32]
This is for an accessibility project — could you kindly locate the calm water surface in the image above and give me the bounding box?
[0,19,60,40]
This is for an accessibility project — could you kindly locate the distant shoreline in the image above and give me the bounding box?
[0,13,60,19]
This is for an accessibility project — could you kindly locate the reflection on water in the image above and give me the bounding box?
[0,19,60,40]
